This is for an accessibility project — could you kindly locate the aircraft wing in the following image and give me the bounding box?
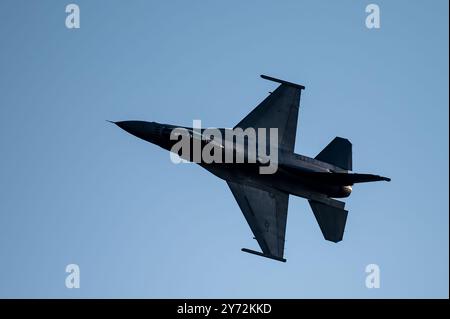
[234,75,305,152]
[227,181,289,262]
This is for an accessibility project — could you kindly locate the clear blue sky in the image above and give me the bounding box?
[0,0,448,298]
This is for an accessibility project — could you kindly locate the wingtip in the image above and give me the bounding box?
[241,248,287,263]
[260,74,305,90]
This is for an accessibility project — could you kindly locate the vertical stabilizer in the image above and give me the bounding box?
[315,137,352,170]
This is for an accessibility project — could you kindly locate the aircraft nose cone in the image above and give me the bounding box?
[113,120,161,143]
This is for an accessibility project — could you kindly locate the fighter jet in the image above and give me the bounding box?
[113,75,390,262]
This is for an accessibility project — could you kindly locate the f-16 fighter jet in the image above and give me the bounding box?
[113,75,390,262]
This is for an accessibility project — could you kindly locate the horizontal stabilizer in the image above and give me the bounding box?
[315,137,352,171]
[309,200,348,243]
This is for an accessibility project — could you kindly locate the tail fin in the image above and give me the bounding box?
[308,200,348,243]
[315,137,352,171]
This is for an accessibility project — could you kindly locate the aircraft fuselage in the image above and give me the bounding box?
[115,121,352,200]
